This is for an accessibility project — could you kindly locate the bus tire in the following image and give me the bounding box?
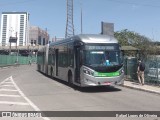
[51,67,53,77]
[68,71,73,86]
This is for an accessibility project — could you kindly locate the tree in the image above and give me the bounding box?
[114,29,158,59]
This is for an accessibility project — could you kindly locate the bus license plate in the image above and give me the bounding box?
[104,82,111,85]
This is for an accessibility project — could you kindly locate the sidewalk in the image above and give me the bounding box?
[123,80,160,95]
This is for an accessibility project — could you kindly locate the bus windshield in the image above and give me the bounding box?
[83,50,121,67]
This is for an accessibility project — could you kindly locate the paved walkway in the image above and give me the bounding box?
[123,80,160,95]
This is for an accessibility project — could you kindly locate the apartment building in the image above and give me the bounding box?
[0,12,29,46]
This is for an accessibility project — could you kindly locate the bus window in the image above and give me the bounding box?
[68,44,74,67]
[83,50,121,67]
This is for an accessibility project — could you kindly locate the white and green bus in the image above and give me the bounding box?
[37,34,124,87]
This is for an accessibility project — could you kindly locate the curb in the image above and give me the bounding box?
[123,84,160,95]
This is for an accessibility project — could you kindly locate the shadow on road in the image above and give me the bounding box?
[37,70,122,93]
[74,86,122,93]
[52,77,122,93]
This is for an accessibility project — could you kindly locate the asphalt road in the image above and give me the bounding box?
[0,64,160,120]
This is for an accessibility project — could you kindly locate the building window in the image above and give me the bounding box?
[38,36,41,45]
[43,38,45,45]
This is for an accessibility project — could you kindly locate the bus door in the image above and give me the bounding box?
[74,46,81,83]
[55,49,58,76]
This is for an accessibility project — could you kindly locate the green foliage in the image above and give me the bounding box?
[114,29,159,58]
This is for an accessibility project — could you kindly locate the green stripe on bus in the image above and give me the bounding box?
[94,71,120,77]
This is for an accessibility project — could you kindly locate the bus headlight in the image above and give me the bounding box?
[83,68,94,76]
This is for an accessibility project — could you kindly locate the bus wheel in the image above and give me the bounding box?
[51,67,53,77]
[68,72,73,87]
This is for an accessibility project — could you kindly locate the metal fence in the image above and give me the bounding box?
[124,56,160,86]
[0,54,159,86]
[0,55,36,67]
[144,56,160,85]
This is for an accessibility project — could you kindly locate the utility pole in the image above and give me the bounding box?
[80,1,83,34]
[16,32,19,63]
[9,27,14,54]
[16,32,17,50]
[65,0,74,38]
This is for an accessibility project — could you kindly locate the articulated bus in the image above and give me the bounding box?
[37,34,124,87]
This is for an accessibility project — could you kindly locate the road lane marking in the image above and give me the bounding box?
[0,77,11,85]
[1,85,14,87]
[2,82,12,84]
[0,89,18,92]
[0,94,21,97]
[0,101,30,105]
[10,76,51,120]
[0,76,51,120]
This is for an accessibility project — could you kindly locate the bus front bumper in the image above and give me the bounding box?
[81,73,124,87]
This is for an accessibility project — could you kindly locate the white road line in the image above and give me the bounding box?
[10,76,51,120]
[0,89,18,92]
[0,101,30,105]
[3,82,12,84]
[0,77,30,107]
[0,94,21,97]
[1,85,14,87]
[0,78,10,85]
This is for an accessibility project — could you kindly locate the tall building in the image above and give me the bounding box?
[29,26,49,46]
[0,12,29,46]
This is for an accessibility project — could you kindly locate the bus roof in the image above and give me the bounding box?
[75,34,118,43]
[50,34,118,46]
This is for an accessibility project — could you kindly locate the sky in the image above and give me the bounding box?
[0,0,160,41]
